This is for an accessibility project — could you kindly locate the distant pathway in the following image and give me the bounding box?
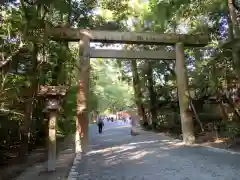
[68,121,240,180]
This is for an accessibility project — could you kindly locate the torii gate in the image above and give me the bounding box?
[47,27,209,153]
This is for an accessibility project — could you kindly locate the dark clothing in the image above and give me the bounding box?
[97,116,104,134]
[98,123,103,133]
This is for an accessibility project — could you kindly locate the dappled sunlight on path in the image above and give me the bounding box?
[68,121,240,180]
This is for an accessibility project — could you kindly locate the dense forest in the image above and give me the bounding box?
[1,0,240,174]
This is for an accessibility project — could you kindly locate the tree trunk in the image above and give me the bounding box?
[20,43,39,158]
[130,59,148,126]
[211,61,229,121]
[55,2,71,86]
[228,0,240,83]
[116,59,123,81]
[227,13,234,40]
[52,58,61,86]
[146,62,158,129]
[228,0,240,37]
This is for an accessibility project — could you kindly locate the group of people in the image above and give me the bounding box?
[96,115,132,134]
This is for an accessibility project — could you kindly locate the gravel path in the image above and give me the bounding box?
[68,121,240,180]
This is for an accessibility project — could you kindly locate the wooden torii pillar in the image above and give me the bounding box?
[75,35,90,153]
[175,42,195,144]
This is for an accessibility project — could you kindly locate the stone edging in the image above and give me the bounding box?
[67,153,82,180]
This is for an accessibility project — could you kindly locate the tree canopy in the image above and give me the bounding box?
[1,0,240,175]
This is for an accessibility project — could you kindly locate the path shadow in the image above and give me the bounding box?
[75,126,240,180]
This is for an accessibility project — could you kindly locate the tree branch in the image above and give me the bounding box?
[0,43,25,70]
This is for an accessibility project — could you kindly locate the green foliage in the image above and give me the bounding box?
[90,59,134,113]
[63,86,77,120]
[225,121,240,139]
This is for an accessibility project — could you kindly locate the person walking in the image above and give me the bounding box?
[97,116,104,134]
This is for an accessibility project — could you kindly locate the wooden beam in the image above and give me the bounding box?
[48,28,210,47]
[89,49,176,60]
